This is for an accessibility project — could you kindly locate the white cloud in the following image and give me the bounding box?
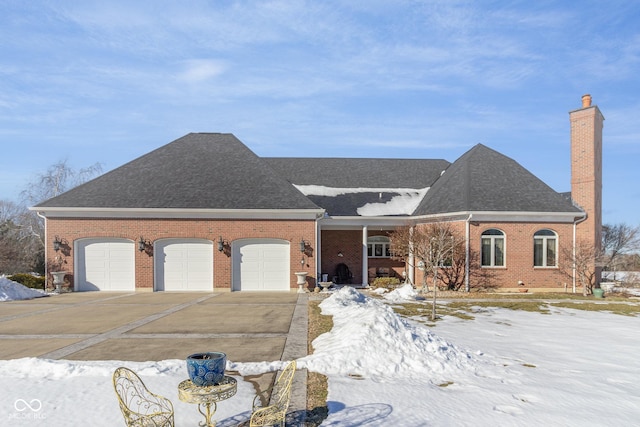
[177,59,226,83]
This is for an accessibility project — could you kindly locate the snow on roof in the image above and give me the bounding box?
[294,185,429,216]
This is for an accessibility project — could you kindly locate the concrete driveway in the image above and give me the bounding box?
[0,291,306,362]
[0,291,311,421]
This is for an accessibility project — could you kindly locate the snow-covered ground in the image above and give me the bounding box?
[0,280,639,426]
[0,276,47,301]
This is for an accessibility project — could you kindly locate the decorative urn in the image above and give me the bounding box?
[186,352,226,387]
[294,271,308,293]
[51,271,66,293]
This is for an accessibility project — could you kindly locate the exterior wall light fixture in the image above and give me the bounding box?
[218,236,229,252]
[53,236,63,252]
[53,236,69,252]
[138,236,151,252]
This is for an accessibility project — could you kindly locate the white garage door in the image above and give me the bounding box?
[155,239,213,291]
[233,239,290,291]
[75,238,135,291]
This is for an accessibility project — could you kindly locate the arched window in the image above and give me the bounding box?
[367,236,391,258]
[481,229,505,267]
[534,229,557,267]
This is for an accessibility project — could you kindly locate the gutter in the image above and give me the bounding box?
[36,211,47,289]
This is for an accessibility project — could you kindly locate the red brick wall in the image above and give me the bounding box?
[406,221,575,290]
[46,217,317,291]
[468,221,574,289]
[321,230,362,283]
[570,101,604,279]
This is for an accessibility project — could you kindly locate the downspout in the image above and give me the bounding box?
[37,211,47,290]
[465,213,472,292]
[572,212,588,293]
[315,213,322,285]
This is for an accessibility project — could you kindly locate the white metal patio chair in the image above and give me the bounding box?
[113,366,175,427]
[249,360,297,427]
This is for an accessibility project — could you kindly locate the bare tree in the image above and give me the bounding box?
[21,160,102,207]
[20,160,103,246]
[559,240,599,296]
[0,160,103,275]
[389,225,414,284]
[390,222,463,320]
[438,241,468,291]
[601,223,640,279]
[0,200,44,274]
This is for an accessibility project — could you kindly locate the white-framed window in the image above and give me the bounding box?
[367,236,391,258]
[481,229,505,267]
[534,229,557,267]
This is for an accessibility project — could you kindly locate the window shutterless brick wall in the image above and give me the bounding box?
[45,217,317,290]
[408,221,575,290]
[468,221,574,289]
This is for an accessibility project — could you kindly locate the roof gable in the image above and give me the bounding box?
[35,133,320,211]
[414,144,581,215]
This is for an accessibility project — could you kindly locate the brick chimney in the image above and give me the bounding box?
[570,93,604,266]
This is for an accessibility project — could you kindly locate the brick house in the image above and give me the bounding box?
[32,95,603,293]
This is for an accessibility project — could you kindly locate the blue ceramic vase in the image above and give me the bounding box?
[186,352,226,386]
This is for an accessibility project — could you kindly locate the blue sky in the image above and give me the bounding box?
[1,1,638,226]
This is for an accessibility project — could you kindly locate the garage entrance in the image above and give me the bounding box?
[154,239,213,291]
[75,238,136,291]
[232,239,290,291]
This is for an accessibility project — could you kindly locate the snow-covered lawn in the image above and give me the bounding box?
[0,279,639,426]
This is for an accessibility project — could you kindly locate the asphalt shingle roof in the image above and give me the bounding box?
[264,158,450,216]
[34,135,581,218]
[34,133,320,210]
[413,144,582,215]
[264,158,450,188]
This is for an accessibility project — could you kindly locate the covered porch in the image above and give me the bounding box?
[315,218,412,287]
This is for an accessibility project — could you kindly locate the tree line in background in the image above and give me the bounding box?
[0,161,102,275]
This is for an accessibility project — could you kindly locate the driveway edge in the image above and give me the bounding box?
[281,293,308,422]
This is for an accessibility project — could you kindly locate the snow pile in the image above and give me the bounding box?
[383,283,420,302]
[616,286,640,296]
[0,276,47,301]
[0,358,185,380]
[298,286,480,381]
[0,356,290,382]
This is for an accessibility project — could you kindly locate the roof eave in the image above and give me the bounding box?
[29,207,325,220]
[411,210,585,223]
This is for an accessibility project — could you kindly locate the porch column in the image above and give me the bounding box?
[362,226,368,286]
